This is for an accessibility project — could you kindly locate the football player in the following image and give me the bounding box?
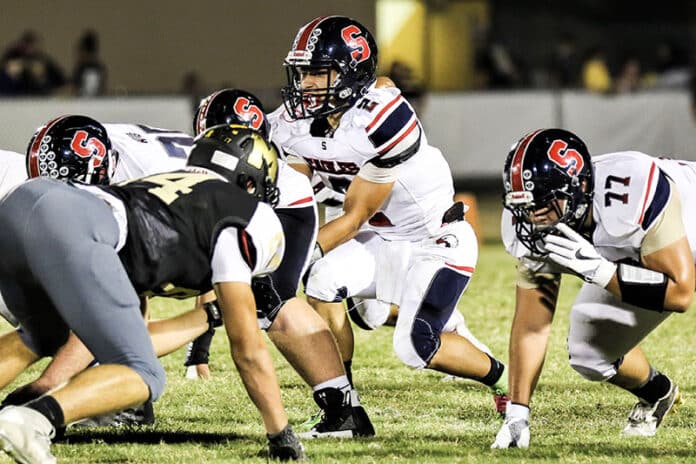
[191,88,374,437]
[0,116,215,424]
[0,124,305,463]
[492,128,688,449]
[272,15,509,437]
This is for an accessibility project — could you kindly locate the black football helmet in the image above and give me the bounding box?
[193,88,270,138]
[282,15,378,119]
[502,128,594,254]
[26,115,114,185]
[187,124,280,207]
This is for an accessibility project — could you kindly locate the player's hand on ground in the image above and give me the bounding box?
[544,223,616,287]
[491,417,530,449]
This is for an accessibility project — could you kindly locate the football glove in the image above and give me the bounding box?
[267,424,305,461]
[544,223,616,287]
[491,417,530,449]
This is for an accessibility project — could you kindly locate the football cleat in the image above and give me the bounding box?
[298,388,374,439]
[0,406,56,464]
[622,380,682,437]
[267,425,305,461]
[70,400,155,428]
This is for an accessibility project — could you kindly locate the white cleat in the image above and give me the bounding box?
[0,406,56,464]
[622,381,682,437]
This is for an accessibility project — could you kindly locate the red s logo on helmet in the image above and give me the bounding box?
[233,97,264,131]
[341,25,371,63]
[547,139,584,176]
[70,130,107,168]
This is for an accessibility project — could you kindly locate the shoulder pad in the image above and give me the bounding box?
[349,88,421,166]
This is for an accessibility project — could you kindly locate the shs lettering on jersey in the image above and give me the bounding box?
[271,86,453,241]
[104,171,277,297]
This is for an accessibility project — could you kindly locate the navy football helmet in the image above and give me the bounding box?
[502,128,594,254]
[187,124,280,207]
[282,15,378,119]
[193,88,270,138]
[26,115,114,185]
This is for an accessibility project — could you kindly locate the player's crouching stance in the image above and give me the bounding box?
[0,125,304,462]
[273,16,509,436]
[492,129,688,449]
[191,88,375,438]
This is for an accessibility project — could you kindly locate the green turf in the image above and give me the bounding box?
[2,211,695,462]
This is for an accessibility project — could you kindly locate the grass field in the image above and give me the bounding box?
[2,197,695,463]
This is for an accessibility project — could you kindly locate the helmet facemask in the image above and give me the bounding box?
[282,60,354,119]
[504,168,593,255]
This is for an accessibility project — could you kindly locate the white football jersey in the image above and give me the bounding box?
[212,200,285,284]
[270,85,455,241]
[503,151,696,272]
[0,150,27,199]
[105,123,193,183]
[106,123,311,210]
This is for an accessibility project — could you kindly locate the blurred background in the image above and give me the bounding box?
[0,0,694,209]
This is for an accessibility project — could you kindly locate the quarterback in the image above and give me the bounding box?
[271,15,509,437]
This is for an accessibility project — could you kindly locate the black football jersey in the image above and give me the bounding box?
[102,170,260,297]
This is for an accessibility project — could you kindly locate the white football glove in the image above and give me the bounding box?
[491,417,530,449]
[544,223,616,287]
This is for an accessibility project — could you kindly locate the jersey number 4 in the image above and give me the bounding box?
[122,172,214,205]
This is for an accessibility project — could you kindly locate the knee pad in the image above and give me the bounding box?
[347,297,390,330]
[304,260,347,303]
[568,351,618,382]
[393,329,428,369]
[393,268,471,368]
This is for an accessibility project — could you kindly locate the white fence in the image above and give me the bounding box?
[0,91,694,179]
[421,90,696,178]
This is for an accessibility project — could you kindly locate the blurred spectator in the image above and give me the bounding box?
[650,41,691,89]
[549,34,580,88]
[615,56,642,94]
[474,39,522,89]
[0,30,66,95]
[581,46,611,94]
[388,60,424,113]
[73,30,107,96]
